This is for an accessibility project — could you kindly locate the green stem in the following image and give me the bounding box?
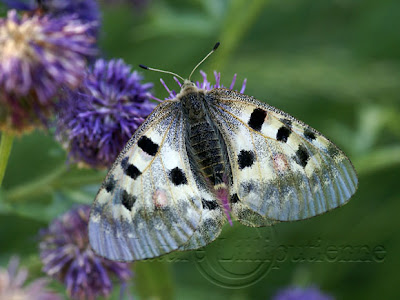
[5,166,105,202]
[0,132,14,187]
[5,165,67,202]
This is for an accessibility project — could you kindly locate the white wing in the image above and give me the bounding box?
[207,89,358,223]
[179,192,226,251]
[89,100,207,261]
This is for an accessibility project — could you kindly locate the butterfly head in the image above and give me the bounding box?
[181,79,197,93]
[139,42,220,96]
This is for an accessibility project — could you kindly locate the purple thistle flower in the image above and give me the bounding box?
[0,9,96,133]
[0,256,62,300]
[1,0,34,11]
[272,286,335,300]
[37,0,101,37]
[37,0,100,22]
[39,205,133,300]
[159,70,247,101]
[56,58,155,169]
[2,0,101,36]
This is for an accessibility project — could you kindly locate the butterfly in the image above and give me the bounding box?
[89,43,358,262]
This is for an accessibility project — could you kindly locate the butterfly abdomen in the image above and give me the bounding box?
[180,92,228,185]
[181,91,233,224]
[187,119,233,224]
[188,120,225,184]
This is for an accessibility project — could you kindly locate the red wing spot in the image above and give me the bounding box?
[273,153,289,173]
[153,189,168,209]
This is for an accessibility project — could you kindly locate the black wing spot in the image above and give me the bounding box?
[121,157,129,169]
[238,150,255,169]
[276,126,291,143]
[248,108,267,131]
[126,164,141,180]
[280,118,292,128]
[169,167,188,185]
[104,175,116,193]
[296,145,310,168]
[231,193,240,203]
[138,136,159,156]
[327,144,340,158]
[202,198,218,210]
[121,190,136,211]
[121,157,141,180]
[304,128,316,141]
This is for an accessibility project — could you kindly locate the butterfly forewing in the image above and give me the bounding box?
[89,100,205,261]
[207,88,358,222]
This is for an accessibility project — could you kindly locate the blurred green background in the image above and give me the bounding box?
[1,0,400,299]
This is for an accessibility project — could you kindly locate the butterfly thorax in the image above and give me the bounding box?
[180,85,233,224]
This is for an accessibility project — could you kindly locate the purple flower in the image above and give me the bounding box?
[39,205,133,300]
[0,256,62,300]
[38,0,101,37]
[160,70,247,100]
[272,286,335,300]
[0,9,96,133]
[1,0,34,11]
[2,0,101,36]
[56,58,155,169]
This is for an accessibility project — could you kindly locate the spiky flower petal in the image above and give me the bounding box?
[0,256,61,300]
[2,0,101,36]
[39,205,132,300]
[272,286,334,300]
[160,70,247,100]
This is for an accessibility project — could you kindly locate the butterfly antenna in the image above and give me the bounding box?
[188,42,220,81]
[139,65,185,82]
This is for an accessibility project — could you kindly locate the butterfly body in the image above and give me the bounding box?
[181,81,233,223]
[89,78,358,262]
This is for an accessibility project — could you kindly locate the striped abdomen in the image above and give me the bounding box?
[188,120,225,185]
[181,90,232,224]
[187,120,232,225]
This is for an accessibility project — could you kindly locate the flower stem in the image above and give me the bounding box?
[5,165,67,202]
[0,132,14,187]
[5,166,105,203]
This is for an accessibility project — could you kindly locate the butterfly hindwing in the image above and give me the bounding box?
[179,191,226,251]
[207,88,358,222]
[89,100,205,261]
[230,194,277,227]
